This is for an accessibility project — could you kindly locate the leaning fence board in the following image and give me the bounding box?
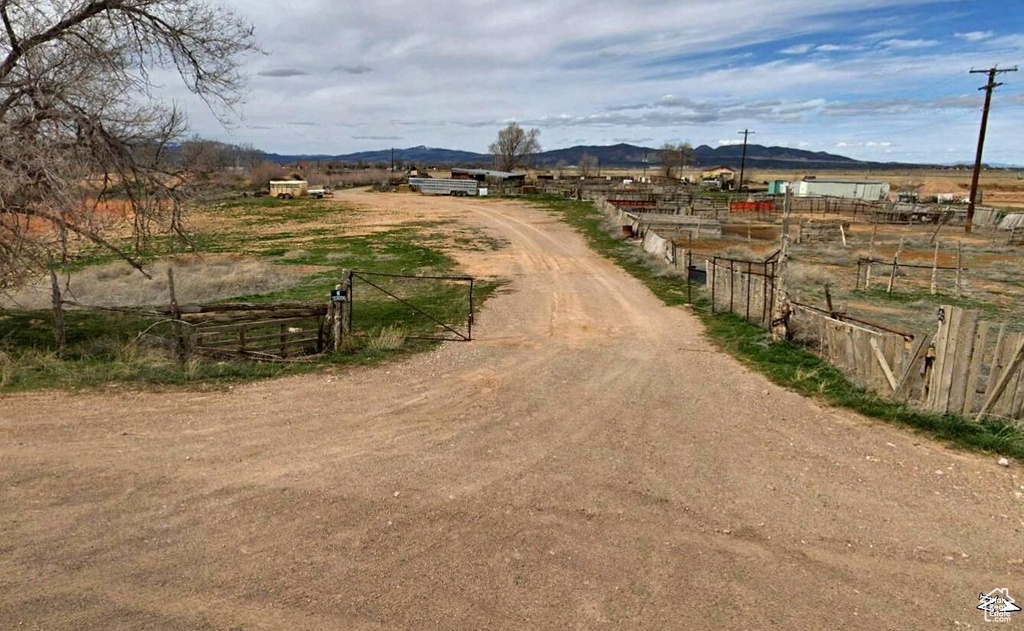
[938,307,965,413]
[1011,360,1024,420]
[927,309,950,411]
[963,321,992,415]
[984,324,1008,399]
[977,335,1024,421]
[896,335,930,399]
[994,335,1024,419]
[948,309,980,414]
[870,337,899,391]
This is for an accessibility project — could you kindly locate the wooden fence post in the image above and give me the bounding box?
[167,267,187,361]
[343,272,352,339]
[332,283,343,352]
[956,240,963,298]
[886,236,904,294]
[771,187,793,341]
[49,267,66,357]
[930,242,940,295]
[865,225,877,288]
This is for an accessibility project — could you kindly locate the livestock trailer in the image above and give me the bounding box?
[408,178,479,196]
[269,180,309,199]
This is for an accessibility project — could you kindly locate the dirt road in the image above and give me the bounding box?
[2,191,1021,629]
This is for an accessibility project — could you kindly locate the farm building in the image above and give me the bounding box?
[767,180,790,195]
[701,166,737,180]
[269,180,308,199]
[793,179,890,200]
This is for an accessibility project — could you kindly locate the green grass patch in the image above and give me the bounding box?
[0,197,503,393]
[531,195,1024,460]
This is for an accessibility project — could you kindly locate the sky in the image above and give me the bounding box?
[167,0,1024,163]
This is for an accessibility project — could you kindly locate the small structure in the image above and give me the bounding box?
[269,180,308,199]
[408,178,478,196]
[767,180,790,195]
[450,168,526,185]
[701,166,737,180]
[793,178,889,201]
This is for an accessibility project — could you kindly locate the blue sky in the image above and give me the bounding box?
[173,0,1024,163]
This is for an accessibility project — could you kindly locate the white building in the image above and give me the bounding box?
[793,179,890,201]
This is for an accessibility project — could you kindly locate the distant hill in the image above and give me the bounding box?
[264,143,913,170]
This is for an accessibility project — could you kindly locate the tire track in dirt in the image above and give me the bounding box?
[1,190,1021,630]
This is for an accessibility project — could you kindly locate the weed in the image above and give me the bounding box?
[366,325,407,351]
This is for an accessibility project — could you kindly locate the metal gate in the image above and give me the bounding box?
[349,270,475,341]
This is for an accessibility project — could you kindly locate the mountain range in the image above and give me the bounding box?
[264,143,920,170]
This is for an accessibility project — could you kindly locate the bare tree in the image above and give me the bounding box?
[658,142,694,180]
[578,153,598,178]
[249,162,285,191]
[489,123,541,173]
[0,0,257,286]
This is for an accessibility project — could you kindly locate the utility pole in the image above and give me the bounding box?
[966,66,1017,233]
[643,150,648,180]
[390,147,395,172]
[737,129,755,192]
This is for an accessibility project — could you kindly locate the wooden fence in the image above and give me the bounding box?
[181,303,329,358]
[707,257,776,328]
[926,307,1024,421]
[789,305,925,400]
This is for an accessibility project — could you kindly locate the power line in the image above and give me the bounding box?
[737,129,755,191]
[966,65,1018,233]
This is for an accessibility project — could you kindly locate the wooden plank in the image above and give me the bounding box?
[844,326,859,382]
[927,306,952,412]
[994,334,1024,419]
[977,335,1024,422]
[178,302,327,314]
[198,329,315,348]
[182,309,326,324]
[983,324,1008,399]
[963,321,992,415]
[870,336,899,391]
[196,336,319,352]
[936,307,964,413]
[948,310,980,414]
[194,316,321,334]
[1010,357,1024,421]
[896,335,930,399]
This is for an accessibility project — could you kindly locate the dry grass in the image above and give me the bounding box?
[366,325,407,351]
[2,254,315,310]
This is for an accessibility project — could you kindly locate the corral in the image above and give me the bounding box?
[533,175,1024,424]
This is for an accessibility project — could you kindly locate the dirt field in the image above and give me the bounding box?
[2,190,1022,630]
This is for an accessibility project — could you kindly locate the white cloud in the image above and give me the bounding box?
[146,0,1024,164]
[879,38,940,50]
[815,43,864,52]
[955,31,994,42]
[781,44,814,55]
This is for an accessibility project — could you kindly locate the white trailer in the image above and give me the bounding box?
[269,180,308,199]
[409,178,479,197]
[793,179,890,201]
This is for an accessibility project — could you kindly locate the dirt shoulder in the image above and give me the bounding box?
[1,190,1021,630]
